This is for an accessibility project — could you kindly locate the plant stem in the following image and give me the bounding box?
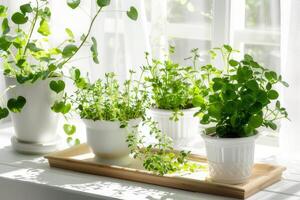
[23,0,39,57]
[60,7,102,68]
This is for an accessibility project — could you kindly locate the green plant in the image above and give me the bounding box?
[53,68,149,142]
[199,45,288,138]
[0,0,138,120]
[127,118,202,175]
[145,47,205,120]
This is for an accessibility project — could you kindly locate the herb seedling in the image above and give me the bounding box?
[145,47,206,120]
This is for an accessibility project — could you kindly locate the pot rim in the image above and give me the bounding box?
[149,107,199,114]
[82,118,141,128]
[201,132,259,143]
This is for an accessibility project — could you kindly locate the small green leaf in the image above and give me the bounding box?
[65,28,74,39]
[229,59,239,67]
[70,68,81,80]
[48,64,57,72]
[281,81,289,87]
[11,12,28,24]
[51,101,71,114]
[62,44,77,58]
[126,6,138,21]
[248,114,263,128]
[27,43,42,52]
[90,37,99,64]
[20,3,33,14]
[67,0,81,9]
[0,36,11,50]
[97,0,110,7]
[63,124,76,135]
[49,80,65,94]
[267,90,279,100]
[7,96,26,113]
[74,138,80,145]
[223,44,232,52]
[0,107,9,120]
[0,6,7,17]
[2,18,10,34]
[38,19,51,36]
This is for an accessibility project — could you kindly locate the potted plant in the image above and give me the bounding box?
[0,1,138,153]
[56,69,149,165]
[198,45,289,184]
[145,47,206,145]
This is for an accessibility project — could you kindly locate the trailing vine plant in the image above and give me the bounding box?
[0,0,138,119]
[197,45,289,138]
[126,117,202,176]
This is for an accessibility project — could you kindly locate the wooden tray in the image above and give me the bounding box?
[45,144,285,199]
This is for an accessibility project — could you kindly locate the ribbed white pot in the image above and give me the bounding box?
[83,118,141,166]
[202,134,258,184]
[147,108,200,142]
[5,77,60,144]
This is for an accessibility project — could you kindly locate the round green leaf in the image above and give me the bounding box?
[67,0,81,9]
[11,12,28,24]
[63,124,76,135]
[248,114,263,128]
[20,3,33,14]
[62,44,78,58]
[38,19,51,36]
[126,6,138,21]
[267,90,279,100]
[97,0,110,7]
[229,59,239,67]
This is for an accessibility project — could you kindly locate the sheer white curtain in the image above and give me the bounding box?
[279,0,300,160]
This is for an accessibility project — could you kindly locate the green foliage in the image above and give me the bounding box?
[0,107,9,119]
[145,47,206,120]
[126,118,202,176]
[63,124,76,135]
[49,80,65,94]
[199,45,288,138]
[0,1,138,121]
[67,70,149,123]
[127,7,138,21]
[7,96,26,113]
[67,0,81,9]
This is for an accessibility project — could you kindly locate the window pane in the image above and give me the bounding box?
[168,38,211,66]
[244,44,280,72]
[245,0,280,30]
[167,0,213,26]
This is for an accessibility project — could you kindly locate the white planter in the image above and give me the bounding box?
[147,108,200,143]
[5,77,60,144]
[83,118,141,166]
[202,134,258,184]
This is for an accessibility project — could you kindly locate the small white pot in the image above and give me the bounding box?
[202,134,258,184]
[147,108,200,143]
[83,118,141,166]
[5,77,60,144]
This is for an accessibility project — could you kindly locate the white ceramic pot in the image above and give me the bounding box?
[83,118,141,166]
[5,77,60,144]
[147,108,200,142]
[202,134,258,184]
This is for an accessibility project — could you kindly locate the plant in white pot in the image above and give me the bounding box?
[144,47,207,145]
[56,69,149,166]
[0,1,138,154]
[198,45,289,184]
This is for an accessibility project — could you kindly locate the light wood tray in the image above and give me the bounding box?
[45,144,285,199]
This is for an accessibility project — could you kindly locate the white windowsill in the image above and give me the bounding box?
[0,124,299,200]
